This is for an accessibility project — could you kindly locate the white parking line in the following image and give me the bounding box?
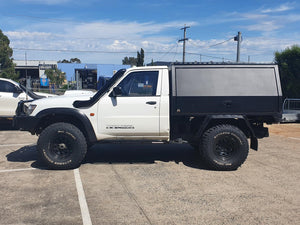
[0,143,34,147]
[2,167,93,225]
[74,168,92,225]
[288,137,300,141]
[0,168,36,173]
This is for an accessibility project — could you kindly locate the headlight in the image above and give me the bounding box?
[23,104,37,115]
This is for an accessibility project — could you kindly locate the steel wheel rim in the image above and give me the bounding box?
[48,132,75,160]
[214,134,240,161]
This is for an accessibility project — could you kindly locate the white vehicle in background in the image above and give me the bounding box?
[64,90,95,96]
[0,78,55,119]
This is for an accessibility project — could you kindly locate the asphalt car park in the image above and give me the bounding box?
[0,124,299,225]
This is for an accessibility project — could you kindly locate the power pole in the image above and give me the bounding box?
[234,31,242,63]
[76,70,80,90]
[178,25,190,63]
[25,52,29,100]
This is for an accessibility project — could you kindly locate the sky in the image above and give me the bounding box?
[1,0,300,64]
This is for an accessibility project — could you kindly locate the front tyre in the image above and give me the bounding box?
[37,122,87,170]
[201,125,249,171]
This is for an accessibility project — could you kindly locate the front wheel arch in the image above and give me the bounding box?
[34,108,97,145]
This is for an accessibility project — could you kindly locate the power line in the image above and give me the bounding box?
[208,37,234,48]
[12,48,234,62]
[3,12,237,61]
[185,52,234,61]
[12,48,138,54]
[12,47,183,57]
[157,44,178,62]
[188,36,235,49]
[7,33,178,42]
[172,43,179,61]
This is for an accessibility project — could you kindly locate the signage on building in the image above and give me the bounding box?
[39,64,56,70]
[40,78,49,87]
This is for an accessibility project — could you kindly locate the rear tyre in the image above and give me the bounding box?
[201,125,249,171]
[37,122,87,170]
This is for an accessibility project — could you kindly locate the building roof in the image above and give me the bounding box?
[14,60,57,67]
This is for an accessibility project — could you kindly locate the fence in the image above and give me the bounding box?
[283,98,300,112]
[36,87,67,95]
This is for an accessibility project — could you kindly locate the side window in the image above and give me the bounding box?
[117,71,159,96]
[0,81,5,92]
[0,80,16,93]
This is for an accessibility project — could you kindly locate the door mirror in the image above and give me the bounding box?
[109,86,122,97]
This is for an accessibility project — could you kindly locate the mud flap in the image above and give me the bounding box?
[250,136,258,151]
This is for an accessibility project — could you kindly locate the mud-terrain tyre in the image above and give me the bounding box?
[201,125,249,171]
[37,122,87,170]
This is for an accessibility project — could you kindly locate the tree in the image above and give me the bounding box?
[275,45,300,98]
[44,68,66,87]
[58,59,70,63]
[137,48,144,67]
[122,56,137,66]
[122,48,145,67]
[150,59,155,66]
[0,29,18,80]
[58,58,81,63]
[70,58,81,63]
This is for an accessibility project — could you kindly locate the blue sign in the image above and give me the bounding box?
[40,78,49,87]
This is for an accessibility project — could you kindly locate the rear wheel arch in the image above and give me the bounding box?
[192,115,257,150]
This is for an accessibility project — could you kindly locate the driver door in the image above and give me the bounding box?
[97,70,161,138]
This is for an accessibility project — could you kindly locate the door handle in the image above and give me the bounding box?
[146,101,157,105]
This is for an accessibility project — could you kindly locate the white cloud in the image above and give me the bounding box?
[244,21,282,32]
[240,12,300,33]
[4,2,300,64]
[5,19,197,63]
[6,31,52,40]
[63,20,197,40]
[107,40,138,51]
[184,32,300,63]
[235,3,300,33]
[242,13,267,20]
[261,3,294,13]
[7,20,299,64]
[199,3,298,34]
